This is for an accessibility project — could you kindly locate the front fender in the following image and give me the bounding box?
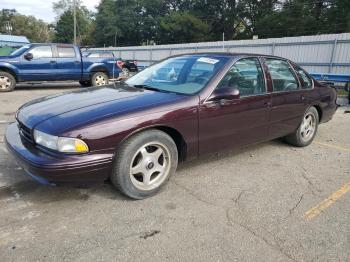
[0,62,19,78]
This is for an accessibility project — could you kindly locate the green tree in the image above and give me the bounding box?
[53,0,93,45]
[0,9,52,42]
[160,11,210,43]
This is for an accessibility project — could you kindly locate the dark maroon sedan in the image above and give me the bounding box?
[5,53,337,199]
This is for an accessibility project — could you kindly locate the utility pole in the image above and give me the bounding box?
[222,32,225,51]
[73,0,77,45]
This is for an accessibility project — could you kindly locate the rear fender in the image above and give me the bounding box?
[87,63,112,77]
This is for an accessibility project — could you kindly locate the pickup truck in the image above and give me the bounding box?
[0,43,122,92]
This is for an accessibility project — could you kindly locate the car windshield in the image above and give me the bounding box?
[10,45,31,56]
[126,55,230,94]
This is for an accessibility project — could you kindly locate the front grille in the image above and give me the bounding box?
[17,121,34,144]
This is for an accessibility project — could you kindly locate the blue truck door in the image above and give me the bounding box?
[55,45,82,80]
[19,45,57,81]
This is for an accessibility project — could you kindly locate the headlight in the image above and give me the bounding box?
[33,130,89,153]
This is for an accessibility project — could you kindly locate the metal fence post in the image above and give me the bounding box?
[329,39,338,73]
[271,42,276,55]
[132,49,135,60]
[118,50,121,59]
[169,48,172,56]
[150,46,153,65]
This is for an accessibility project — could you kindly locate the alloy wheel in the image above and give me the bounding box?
[95,75,106,86]
[0,76,11,90]
[300,112,316,142]
[129,142,171,191]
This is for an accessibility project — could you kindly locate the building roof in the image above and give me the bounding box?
[0,34,30,44]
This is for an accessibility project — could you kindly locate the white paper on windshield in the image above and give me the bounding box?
[197,57,219,64]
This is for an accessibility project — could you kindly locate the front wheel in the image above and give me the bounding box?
[91,72,109,86]
[285,106,319,147]
[111,130,178,199]
[0,71,16,92]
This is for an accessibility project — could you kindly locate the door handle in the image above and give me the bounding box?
[74,61,80,64]
[301,95,305,101]
[50,60,56,64]
[219,99,231,107]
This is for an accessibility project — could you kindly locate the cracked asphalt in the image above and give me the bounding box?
[0,83,349,262]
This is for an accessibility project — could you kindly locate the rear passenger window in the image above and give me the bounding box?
[294,66,313,89]
[57,47,76,58]
[217,57,265,97]
[265,59,299,92]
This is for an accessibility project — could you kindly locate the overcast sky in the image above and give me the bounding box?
[2,0,100,23]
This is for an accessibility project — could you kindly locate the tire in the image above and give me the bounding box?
[284,106,319,147]
[111,130,178,199]
[0,71,16,92]
[79,80,91,87]
[122,67,130,75]
[91,72,109,86]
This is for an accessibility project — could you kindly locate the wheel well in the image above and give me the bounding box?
[119,126,187,162]
[155,126,187,162]
[312,105,323,122]
[0,67,17,81]
[90,67,109,77]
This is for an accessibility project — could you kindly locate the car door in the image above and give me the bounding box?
[199,57,271,155]
[263,58,307,139]
[55,45,82,80]
[18,45,56,81]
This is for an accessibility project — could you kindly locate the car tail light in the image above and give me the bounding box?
[116,60,124,69]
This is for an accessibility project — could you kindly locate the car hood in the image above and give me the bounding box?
[17,84,187,133]
[0,55,14,60]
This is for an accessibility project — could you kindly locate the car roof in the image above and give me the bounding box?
[30,43,76,47]
[174,52,287,60]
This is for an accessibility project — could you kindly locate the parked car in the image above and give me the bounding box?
[82,50,138,76]
[5,53,337,199]
[0,43,122,92]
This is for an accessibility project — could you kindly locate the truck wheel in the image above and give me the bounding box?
[0,71,16,92]
[111,129,178,199]
[91,72,108,86]
[122,67,130,75]
[79,80,91,87]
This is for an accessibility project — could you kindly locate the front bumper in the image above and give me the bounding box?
[5,123,114,185]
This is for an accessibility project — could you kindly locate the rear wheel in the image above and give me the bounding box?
[111,130,178,199]
[0,71,16,92]
[285,106,319,147]
[91,72,109,86]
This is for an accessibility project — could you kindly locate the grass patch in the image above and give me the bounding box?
[336,89,349,97]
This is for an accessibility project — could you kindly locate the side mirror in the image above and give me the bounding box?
[208,87,240,102]
[24,53,33,61]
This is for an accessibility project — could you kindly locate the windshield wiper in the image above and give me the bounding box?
[133,84,179,94]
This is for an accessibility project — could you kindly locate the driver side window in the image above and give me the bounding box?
[29,46,53,59]
[217,57,265,97]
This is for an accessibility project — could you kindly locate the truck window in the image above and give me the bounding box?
[30,46,53,59]
[57,47,76,58]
